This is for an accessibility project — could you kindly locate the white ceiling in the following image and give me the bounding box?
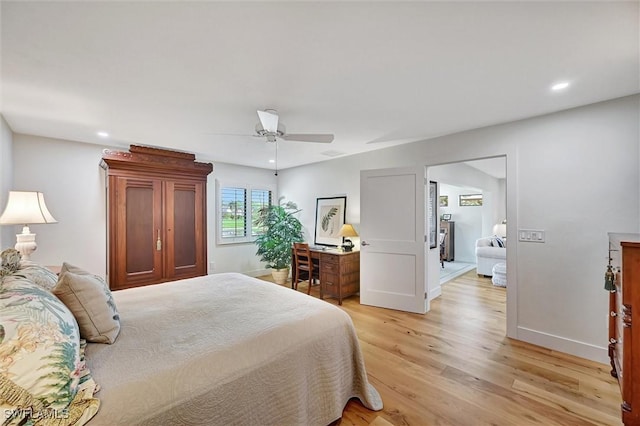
[2,1,638,171]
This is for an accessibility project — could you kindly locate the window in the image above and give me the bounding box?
[251,189,271,236]
[218,183,273,244]
[221,187,247,238]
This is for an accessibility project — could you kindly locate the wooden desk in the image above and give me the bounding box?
[292,248,360,305]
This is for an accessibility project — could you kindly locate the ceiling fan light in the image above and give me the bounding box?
[255,122,285,138]
[252,110,332,143]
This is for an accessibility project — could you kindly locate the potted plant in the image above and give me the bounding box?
[254,198,304,285]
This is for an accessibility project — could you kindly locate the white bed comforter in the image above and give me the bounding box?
[85,273,382,425]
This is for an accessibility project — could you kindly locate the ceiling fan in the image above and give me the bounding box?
[253,109,334,143]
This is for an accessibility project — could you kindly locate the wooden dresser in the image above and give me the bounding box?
[608,233,640,425]
[101,145,213,290]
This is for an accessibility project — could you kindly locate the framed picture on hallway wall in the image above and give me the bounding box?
[459,193,483,206]
[314,196,347,247]
[428,181,437,249]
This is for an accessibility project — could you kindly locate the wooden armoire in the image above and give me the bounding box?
[101,145,213,290]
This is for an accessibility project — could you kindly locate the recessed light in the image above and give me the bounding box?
[551,82,570,91]
[269,159,275,163]
[97,131,109,138]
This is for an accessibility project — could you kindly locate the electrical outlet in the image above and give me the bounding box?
[518,229,545,243]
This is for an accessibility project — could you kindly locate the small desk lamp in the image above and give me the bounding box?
[0,191,58,260]
[338,224,358,252]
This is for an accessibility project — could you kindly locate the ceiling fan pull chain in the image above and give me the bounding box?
[275,141,278,176]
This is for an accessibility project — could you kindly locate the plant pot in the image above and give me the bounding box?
[271,268,290,285]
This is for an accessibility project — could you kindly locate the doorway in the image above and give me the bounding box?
[429,156,507,307]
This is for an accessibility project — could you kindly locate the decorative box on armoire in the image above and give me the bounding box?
[440,220,455,261]
[101,145,213,290]
[608,233,640,426]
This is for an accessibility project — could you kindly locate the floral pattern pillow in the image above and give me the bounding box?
[0,276,100,425]
[0,248,22,281]
[0,249,58,291]
[17,261,59,291]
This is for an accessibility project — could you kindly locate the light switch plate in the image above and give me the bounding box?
[518,229,545,243]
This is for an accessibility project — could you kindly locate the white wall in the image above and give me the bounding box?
[0,115,13,249]
[11,136,278,277]
[279,95,639,363]
[12,135,108,274]
[438,183,484,263]
[206,161,278,276]
[515,96,639,358]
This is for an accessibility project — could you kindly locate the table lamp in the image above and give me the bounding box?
[492,220,507,239]
[0,191,58,260]
[338,224,358,252]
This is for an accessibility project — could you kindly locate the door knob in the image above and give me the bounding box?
[361,241,370,246]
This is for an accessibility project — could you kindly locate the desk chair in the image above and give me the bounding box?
[439,230,447,269]
[292,243,320,295]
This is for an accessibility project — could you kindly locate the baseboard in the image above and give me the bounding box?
[429,285,442,301]
[517,326,608,364]
[244,268,271,278]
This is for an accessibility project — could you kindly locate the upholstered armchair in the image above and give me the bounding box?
[475,236,506,276]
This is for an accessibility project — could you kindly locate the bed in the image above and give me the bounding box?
[0,257,381,426]
[84,272,382,425]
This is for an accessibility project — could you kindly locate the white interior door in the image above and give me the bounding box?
[360,166,427,314]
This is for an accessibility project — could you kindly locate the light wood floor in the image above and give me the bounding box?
[261,271,623,426]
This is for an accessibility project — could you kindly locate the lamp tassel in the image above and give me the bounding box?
[604,263,615,291]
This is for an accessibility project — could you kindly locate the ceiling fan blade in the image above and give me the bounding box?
[203,132,256,137]
[257,109,279,134]
[281,134,334,143]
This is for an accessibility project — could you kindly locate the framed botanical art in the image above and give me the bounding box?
[314,196,347,247]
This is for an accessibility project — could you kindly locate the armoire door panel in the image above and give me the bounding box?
[113,177,163,289]
[164,181,205,280]
[125,186,155,273]
[173,187,196,267]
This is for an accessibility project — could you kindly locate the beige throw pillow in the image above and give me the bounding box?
[54,270,120,344]
[60,261,95,276]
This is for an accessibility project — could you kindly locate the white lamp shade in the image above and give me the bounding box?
[492,223,507,238]
[337,224,358,238]
[0,191,58,225]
